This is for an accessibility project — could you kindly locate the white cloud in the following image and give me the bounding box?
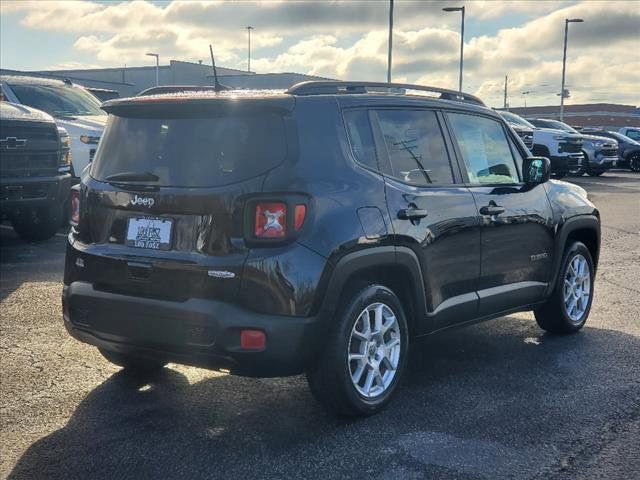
[2,0,638,106]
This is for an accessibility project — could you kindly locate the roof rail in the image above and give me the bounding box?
[137,84,230,96]
[286,81,485,106]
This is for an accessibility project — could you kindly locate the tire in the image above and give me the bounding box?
[307,285,409,417]
[554,171,567,179]
[629,153,640,172]
[12,205,61,242]
[99,348,166,373]
[534,241,594,334]
[587,168,605,177]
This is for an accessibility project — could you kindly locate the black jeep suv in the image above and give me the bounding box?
[63,81,600,416]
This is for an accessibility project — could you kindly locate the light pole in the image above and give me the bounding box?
[522,90,531,116]
[443,5,465,91]
[246,26,254,73]
[146,52,159,86]
[387,0,394,83]
[560,18,583,121]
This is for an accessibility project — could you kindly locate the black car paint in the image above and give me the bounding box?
[63,90,600,377]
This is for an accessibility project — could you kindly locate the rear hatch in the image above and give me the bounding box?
[75,94,294,303]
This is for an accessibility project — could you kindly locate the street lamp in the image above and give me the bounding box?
[443,5,465,92]
[387,0,394,83]
[146,52,159,86]
[246,26,254,73]
[522,90,531,116]
[560,18,583,121]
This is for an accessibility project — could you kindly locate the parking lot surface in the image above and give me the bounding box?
[1,172,639,480]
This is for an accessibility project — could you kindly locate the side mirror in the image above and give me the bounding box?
[523,156,550,185]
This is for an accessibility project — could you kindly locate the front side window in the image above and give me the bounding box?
[447,113,520,185]
[376,109,453,186]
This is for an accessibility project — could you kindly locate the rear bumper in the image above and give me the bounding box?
[63,281,325,377]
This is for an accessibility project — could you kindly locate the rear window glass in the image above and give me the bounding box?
[91,111,287,187]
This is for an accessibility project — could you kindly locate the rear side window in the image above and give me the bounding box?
[344,110,378,170]
[91,111,286,187]
[376,110,454,186]
[447,113,520,185]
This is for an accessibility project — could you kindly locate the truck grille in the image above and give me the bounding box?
[558,140,583,154]
[0,123,58,142]
[599,146,618,157]
[0,152,59,177]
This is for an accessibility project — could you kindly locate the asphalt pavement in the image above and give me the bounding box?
[1,171,638,480]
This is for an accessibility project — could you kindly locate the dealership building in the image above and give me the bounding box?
[1,59,331,97]
[507,103,640,128]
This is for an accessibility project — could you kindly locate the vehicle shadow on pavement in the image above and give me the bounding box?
[8,318,640,480]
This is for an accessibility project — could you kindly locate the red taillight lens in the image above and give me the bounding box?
[294,204,306,231]
[70,189,80,226]
[240,329,266,350]
[255,202,286,238]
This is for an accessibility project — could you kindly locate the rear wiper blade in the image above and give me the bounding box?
[105,171,159,182]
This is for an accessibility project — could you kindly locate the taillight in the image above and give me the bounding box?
[70,188,80,226]
[249,199,307,243]
[255,202,287,238]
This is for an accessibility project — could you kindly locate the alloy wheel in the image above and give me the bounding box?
[347,302,401,398]
[563,254,591,323]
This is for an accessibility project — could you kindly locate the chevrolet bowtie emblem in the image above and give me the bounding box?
[0,137,27,149]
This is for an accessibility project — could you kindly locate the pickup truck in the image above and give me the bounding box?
[499,112,582,178]
[1,101,71,240]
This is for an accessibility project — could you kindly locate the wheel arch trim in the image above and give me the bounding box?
[547,214,600,296]
[319,246,427,326]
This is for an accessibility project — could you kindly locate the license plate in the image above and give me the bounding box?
[126,217,172,250]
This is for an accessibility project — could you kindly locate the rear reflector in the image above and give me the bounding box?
[255,202,286,238]
[240,330,266,350]
[70,188,80,226]
[294,204,306,230]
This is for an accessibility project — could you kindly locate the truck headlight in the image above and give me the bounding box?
[58,127,72,172]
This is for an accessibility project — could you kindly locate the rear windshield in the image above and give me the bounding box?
[91,110,287,187]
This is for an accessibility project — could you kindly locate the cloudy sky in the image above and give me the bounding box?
[1,0,638,107]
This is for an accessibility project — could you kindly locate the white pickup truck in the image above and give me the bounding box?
[498,111,583,178]
[1,75,106,179]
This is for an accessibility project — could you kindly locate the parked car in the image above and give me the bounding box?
[495,110,534,149]
[500,113,582,178]
[0,75,106,179]
[617,127,640,142]
[1,101,72,240]
[581,128,640,172]
[63,81,600,416]
[527,119,617,177]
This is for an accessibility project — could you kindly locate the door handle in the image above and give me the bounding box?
[398,208,428,220]
[479,204,506,216]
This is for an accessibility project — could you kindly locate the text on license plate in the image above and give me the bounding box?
[126,217,172,250]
